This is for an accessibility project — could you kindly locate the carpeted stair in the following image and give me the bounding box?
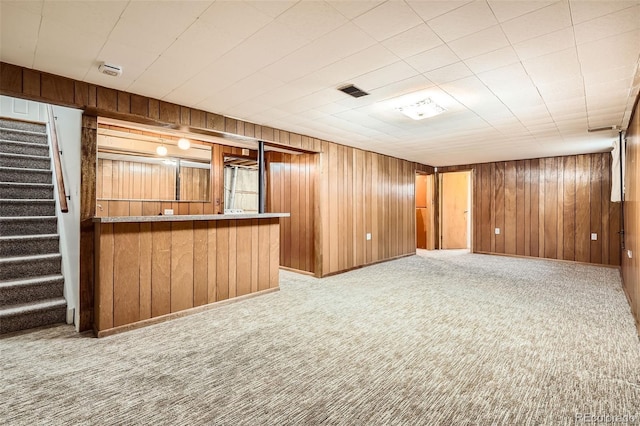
[0,117,66,334]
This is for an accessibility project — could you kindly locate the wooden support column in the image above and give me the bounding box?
[79,114,97,331]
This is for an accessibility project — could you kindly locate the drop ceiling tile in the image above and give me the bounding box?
[424,62,474,85]
[262,23,377,82]
[160,20,240,65]
[538,79,585,103]
[85,40,159,89]
[110,1,213,55]
[34,18,105,80]
[577,30,640,74]
[407,1,472,21]
[512,27,575,61]
[447,25,510,59]
[127,55,200,100]
[353,1,423,41]
[224,23,310,69]
[569,0,639,24]
[381,24,443,59]
[351,61,420,91]
[197,1,272,42]
[427,1,497,42]
[313,44,399,88]
[275,1,347,41]
[583,65,636,86]
[245,0,297,18]
[574,5,640,45]
[405,44,459,73]
[464,46,520,74]
[489,0,557,22]
[42,0,128,38]
[210,72,286,109]
[501,2,571,44]
[327,0,385,19]
[1,0,43,15]
[0,3,40,67]
[522,48,581,85]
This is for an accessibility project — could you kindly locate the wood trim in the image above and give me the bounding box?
[95,288,279,338]
[474,251,621,269]
[320,253,415,277]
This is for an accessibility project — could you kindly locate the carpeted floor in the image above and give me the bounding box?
[1,251,639,425]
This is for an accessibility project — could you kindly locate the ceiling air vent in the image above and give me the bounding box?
[338,84,369,98]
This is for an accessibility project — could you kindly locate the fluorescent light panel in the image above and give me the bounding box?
[396,97,446,120]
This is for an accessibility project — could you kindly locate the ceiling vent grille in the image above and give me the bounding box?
[338,84,369,98]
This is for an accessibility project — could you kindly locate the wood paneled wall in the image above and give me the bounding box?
[94,218,280,334]
[0,62,433,326]
[266,152,316,273]
[180,167,210,201]
[622,94,640,332]
[97,159,209,203]
[440,153,621,265]
[97,159,176,200]
[318,144,432,276]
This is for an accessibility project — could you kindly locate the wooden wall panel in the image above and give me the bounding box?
[266,152,316,274]
[445,153,620,266]
[94,218,280,333]
[622,95,640,332]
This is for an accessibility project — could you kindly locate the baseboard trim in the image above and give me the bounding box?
[94,287,280,338]
[473,251,622,270]
[279,266,315,276]
[320,253,414,278]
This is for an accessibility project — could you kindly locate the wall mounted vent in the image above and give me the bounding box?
[338,84,369,98]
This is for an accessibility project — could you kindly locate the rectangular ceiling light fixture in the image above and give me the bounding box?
[338,84,369,98]
[396,97,446,120]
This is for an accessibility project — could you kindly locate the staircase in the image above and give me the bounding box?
[0,117,66,334]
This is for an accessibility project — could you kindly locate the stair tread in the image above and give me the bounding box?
[0,274,63,288]
[0,152,50,160]
[0,252,61,263]
[0,182,54,187]
[0,198,55,202]
[0,166,51,173]
[0,127,47,136]
[0,297,66,317]
[0,233,59,241]
[0,138,48,146]
[0,216,57,221]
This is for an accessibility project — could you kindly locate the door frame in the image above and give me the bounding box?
[415,171,436,250]
[437,170,474,250]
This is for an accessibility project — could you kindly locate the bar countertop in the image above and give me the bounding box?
[93,213,290,223]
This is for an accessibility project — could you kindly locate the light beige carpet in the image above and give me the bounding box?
[1,250,639,425]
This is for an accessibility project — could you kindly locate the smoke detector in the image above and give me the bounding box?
[98,62,123,77]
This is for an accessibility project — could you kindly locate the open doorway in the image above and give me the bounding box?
[416,173,435,250]
[439,171,472,250]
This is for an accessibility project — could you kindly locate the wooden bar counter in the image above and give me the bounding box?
[93,213,289,337]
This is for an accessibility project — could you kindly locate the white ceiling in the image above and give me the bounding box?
[1,0,639,166]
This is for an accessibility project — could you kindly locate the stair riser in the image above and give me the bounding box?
[0,237,59,257]
[0,155,50,170]
[0,306,66,334]
[0,257,61,281]
[0,185,53,199]
[0,280,64,305]
[0,202,56,216]
[0,219,58,236]
[0,168,52,184]
[0,120,46,133]
[0,141,49,157]
[0,129,47,144]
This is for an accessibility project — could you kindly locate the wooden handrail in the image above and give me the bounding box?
[46,105,69,213]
